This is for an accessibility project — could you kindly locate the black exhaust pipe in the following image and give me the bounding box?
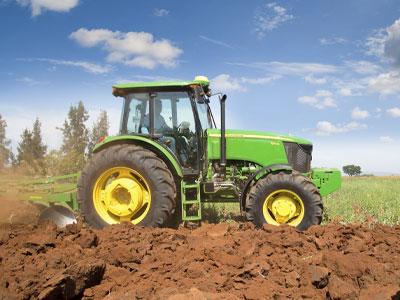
[220,94,227,169]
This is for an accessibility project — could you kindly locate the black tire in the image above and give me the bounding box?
[77,144,176,229]
[246,171,322,230]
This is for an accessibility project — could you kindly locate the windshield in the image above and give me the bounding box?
[120,91,201,171]
[120,91,196,135]
[196,102,212,130]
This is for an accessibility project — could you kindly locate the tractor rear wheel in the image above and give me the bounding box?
[77,144,176,229]
[246,171,322,230]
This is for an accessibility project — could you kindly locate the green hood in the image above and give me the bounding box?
[207,129,311,144]
[206,129,311,167]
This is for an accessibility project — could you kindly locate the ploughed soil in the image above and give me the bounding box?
[0,199,399,300]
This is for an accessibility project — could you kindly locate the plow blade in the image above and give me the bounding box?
[39,205,77,227]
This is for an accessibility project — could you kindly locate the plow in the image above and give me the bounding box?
[0,173,79,226]
[0,76,341,229]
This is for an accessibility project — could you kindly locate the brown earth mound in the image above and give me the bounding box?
[0,211,399,300]
[0,199,399,299]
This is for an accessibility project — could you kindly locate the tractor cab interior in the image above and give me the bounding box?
[121,90,206,171]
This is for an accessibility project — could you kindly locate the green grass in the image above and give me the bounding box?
[201,177,400,226]
[323,176,400,225]
[201,203,243,224]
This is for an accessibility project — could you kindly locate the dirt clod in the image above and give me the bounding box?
[0,199,399,299]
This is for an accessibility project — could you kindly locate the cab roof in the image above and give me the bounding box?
[112,77,210,97]
[113,80,207,89]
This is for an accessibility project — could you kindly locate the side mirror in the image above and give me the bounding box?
[194,85,205,104]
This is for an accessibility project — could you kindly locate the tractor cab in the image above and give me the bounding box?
[113,77,214,174]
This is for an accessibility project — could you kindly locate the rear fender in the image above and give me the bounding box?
[93,136,183,178]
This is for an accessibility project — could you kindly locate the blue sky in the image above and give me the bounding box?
[1,0,400,173]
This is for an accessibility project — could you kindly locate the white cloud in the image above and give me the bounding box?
[228,61,339,75]
[241,75,282,84]
[337,88,354,96]
[69,28,183,69]
[315,90,332,97]
[318,97,337,109]
[154,8,169,17]
[315,121,367,136]
[16,77,46,86]
[351,107,370,120]
[16,0,79,17]
[365,18,400,68]
[383,19,400,67]
[368,71,400,95]
[387,107,400,118]
[298,96,317,105]
[344,60,382,74]
[319,37,347,46]
[379,136,394,143]
[298,90,336,110]
[37,58,112,74]
[253,2,294,39]
[304,74,327,84]
[333,78,366,97]
[199,35,233,49]
[212,74,242,91]
[211,74,282,91]
[365,28,386,58]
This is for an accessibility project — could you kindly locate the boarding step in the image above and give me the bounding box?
[181,181,202,222]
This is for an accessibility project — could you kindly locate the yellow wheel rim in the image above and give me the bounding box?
[93,167,151,225]
[262,189,304,227]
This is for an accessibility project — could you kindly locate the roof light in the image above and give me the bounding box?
[194,76,210,85]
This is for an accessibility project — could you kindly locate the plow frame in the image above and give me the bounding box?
[0,173,80,211]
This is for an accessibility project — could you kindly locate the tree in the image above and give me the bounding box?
[31,118,47,162]
[17,118,47,175]
[17,128,33,165]
[0,114,13,169]
[342,165,361,177]
[57,101,89,174]
[88,110,109,157]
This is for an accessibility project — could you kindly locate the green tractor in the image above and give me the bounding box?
[76,76,341,230]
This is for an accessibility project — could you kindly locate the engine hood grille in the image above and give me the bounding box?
[283,142,312,173]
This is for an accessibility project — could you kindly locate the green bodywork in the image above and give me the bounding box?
[206,129,309,167]
[311,168,342,197]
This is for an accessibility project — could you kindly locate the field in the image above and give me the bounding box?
[0,176,399,299]
[323,176,400,225]
[204,176,400,226]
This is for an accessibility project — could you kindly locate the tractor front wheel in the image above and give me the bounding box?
[77,144,176,229]
[246,171,322,230]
